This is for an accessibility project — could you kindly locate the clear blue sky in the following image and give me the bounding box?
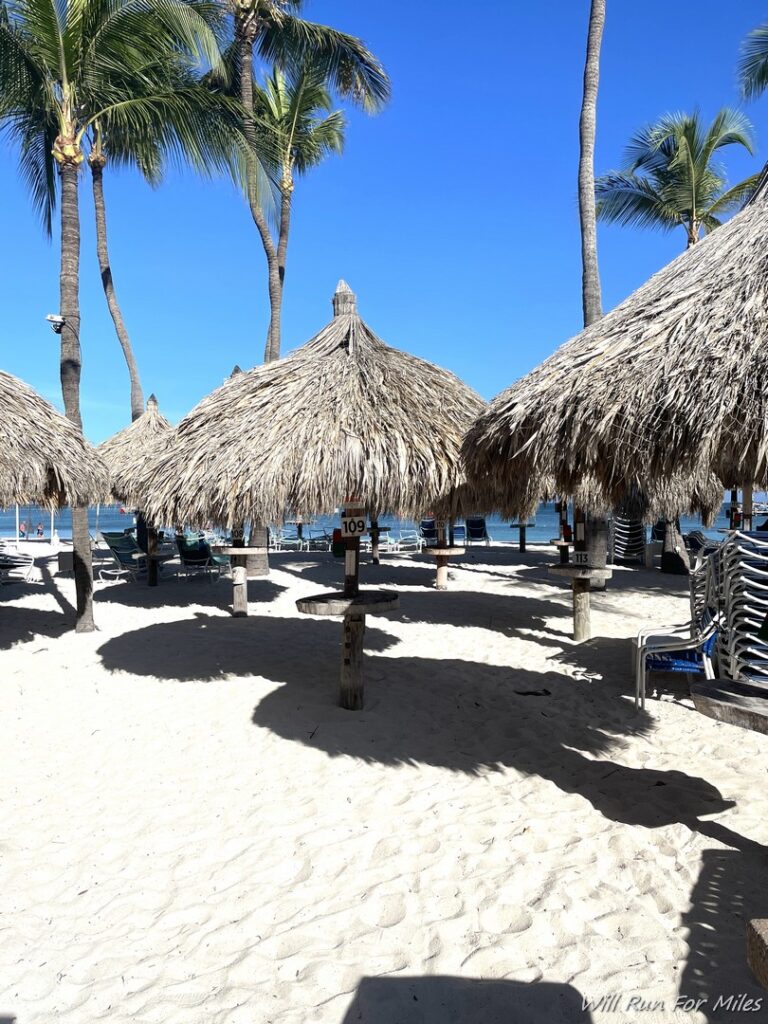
[1,0,766,442]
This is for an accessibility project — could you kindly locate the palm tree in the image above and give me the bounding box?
[596,109,759,249]
[230,0,390,362]
[255,61,345,362]
[739,22,768,99]
[576,0,608,607]
[0,0,245,630]
[87,55,262,421]
[578,0,605,329]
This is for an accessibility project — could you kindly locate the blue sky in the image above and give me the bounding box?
[1,0,766,443]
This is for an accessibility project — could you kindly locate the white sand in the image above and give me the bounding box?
[1,546,766,1024]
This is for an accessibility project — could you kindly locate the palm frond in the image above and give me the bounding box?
[706,172,762,217]
[739,23,768,100]
[595,172,681,230]
[257,14,390,113]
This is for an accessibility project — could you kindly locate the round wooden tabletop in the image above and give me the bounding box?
[212,546,268,556]
[296,590,399,617]
[548,564,613,580]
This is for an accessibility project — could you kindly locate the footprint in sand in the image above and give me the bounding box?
[359,891,407,928]
[478,898,533,935]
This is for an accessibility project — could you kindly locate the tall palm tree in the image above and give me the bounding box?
[578,0,605,329]
[0,0,247,630]
[596,109,759,249]
[87,55,263,421]
[576,0,608,603]
[230,0,389,362]
[255,61,345,362]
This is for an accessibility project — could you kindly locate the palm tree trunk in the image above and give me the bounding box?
[661,518,691,574]
[59,161,95,632]
[577,0,607,599]
[236,17,271,579]
[237,21,281,364]
[264,184,292,363]
[578,0,606,329]
[91,160,144,421]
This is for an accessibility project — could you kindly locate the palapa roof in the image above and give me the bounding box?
[0,369,107,507]
[97,395,171,502]
[464,183,768,515]
[135,282,485,527]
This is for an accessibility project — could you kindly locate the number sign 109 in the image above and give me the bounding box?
[341,517,368,538]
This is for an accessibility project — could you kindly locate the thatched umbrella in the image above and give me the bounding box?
[136,280,485,707]
[0,369,107,508]
[138,281,485,528]
[97,394,171,502]
[464,184,768,512]
[97,395,172,585]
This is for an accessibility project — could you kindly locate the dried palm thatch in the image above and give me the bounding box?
[97,395,171,502]
[464,184,768,513]
[134,282,485,527]
[0,369,108,507]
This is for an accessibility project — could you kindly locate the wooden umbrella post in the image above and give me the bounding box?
[341,502,364,709]
[572,507,590,641]
[369,516,381,565]
[147,525,159,587]
[435,520,449,590]
[729,486,739,530]
[231,525,248,617]
[743,484,754,533]
[551,499,570,564]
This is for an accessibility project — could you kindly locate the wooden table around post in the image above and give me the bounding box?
[297,509,399,709]
[368,522,390,564]
[296,590,399,709]
[426,546,465,590]
[132,548,175,587]
[550,539,571,564]
[548,563,613,642]
[213,545,268,617]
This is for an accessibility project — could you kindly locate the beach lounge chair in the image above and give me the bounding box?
[176,533,228,580]
[465,517,492,546]
[0,549,35,584]
[419,518,439,546]
[397,530,424,552]
[99,532,148,582]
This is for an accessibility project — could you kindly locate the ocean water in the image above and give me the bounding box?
[0,502,736,543]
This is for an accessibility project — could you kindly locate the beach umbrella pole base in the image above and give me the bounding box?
[212,545,270,617]
[573,579,590,642]
[548,564,613,642]
[296,590,399,709]
[341,614,366,709]
[427,547,466,590]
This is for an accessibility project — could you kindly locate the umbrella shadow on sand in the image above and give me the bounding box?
[97,613,753,850]
[98,614,764,1021]
[340,975,593,1024]
[94,577,286,611]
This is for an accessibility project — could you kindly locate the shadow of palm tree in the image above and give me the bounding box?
[341,975,593,1023]
[0,605,72,650]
